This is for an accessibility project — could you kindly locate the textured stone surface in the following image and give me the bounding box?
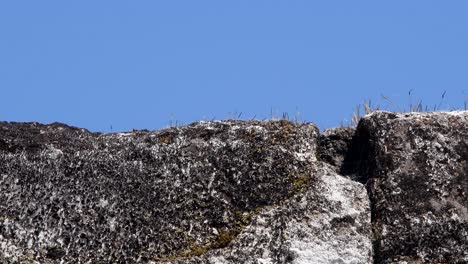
[319,127,357,175]
[3,111,465,263]
[0,120,372,263]
[357,111,468,263]
[169,165,372,264]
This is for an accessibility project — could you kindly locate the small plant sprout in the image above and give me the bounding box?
[436,90,447,111]
[381,94,402,112]
[408,89,423,112]
[351,99,376,127]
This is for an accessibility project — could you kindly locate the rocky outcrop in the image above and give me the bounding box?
[171,167,372,264]
[356,111,468,263]
[0,120,372,263]
[0,111,467,263]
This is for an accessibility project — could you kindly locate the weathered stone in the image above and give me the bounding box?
[357,111,468,263]
[0,120,372,263]
[168,164,372,264]
[318,127,358,176]
[8,110,466,263]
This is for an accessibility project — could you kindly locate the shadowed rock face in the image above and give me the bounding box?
[357,111,468,263]
[319,127,356,173]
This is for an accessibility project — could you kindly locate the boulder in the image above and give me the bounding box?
[357,111,468,263]
[169,165,372,264]
[3,111,467,263]
[0,120,372,263]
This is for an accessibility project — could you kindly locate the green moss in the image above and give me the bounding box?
[164,209,259,261]
[235,210,251,226]
[157,132,176,144]
[190,245,208,256]
[212,230,236,249]
[293,173,311,190]
[178,242,209,258]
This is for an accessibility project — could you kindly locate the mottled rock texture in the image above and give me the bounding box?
[355,111,468,263]
[170,166,372,264]
[319,127,355,171]
[0,120,372,263]
[318,127,363,179]
[1,111,466,264]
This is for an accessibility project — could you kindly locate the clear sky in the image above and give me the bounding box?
[1,1,467,132]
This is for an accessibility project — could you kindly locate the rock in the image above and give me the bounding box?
[169,165,372,264]
[319,127,358,176]
[319,127,355,169]
[357,111,468,263]
[4,110,465,263]
[0,120,373,263]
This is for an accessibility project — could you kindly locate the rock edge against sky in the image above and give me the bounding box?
[0,111,467,263]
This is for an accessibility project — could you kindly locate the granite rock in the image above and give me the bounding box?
[357,111,468,263]
[0,120,372,263]
[318,127,361,179]
[169,165,372,264]
[2,111,466,263]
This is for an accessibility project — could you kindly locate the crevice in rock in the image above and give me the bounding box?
[4,112,466,263]
[318,125,373,184]
[318,122,383,264]
[318,128,355,172]
[338,125,383,264]
[339,125,374,183]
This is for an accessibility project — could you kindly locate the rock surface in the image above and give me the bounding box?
[1,111,467,264]
[318,127,361,178]
[357,111,468,263]
[319,127,355,171]
[170,166,372,264]
[0,120,372,263]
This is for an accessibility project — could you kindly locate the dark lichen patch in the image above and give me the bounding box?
[46,246,66,259]
[330,215,355,227]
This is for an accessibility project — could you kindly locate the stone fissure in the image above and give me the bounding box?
[320,111,468,264]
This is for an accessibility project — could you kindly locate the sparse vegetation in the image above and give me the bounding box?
[157,132,176,144]
[351,99,376,127]
[347,90,466,127]
[165,209,258,261]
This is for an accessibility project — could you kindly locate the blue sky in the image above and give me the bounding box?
[1,1,467,132]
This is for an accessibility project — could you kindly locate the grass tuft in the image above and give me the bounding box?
[347,90,466,127]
